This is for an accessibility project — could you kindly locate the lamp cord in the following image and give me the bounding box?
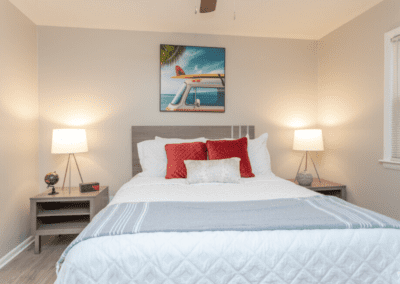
[234,0,236,20]
[69,155,71,194]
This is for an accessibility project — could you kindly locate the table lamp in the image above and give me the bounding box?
[51,129,88,194]
[293,129,324,186]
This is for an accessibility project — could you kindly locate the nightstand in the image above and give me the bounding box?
[30,186,109,254]
[288,178,346,200]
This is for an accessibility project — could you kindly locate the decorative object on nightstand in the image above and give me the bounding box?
[288,178,346,200]
[293,129,324,186]
[44,171,59,195]
[79,182,100,193]
[52,129,88,194]
[30,186,109,254]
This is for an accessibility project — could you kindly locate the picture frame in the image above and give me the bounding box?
[160,44,225,113]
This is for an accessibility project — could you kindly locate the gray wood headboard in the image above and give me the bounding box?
[131,125,255,177]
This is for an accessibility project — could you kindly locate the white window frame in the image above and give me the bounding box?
[381,26,400,170]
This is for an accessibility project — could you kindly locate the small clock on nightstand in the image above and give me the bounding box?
[288,178,346,200]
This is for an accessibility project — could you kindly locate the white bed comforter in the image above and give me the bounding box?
[56,175,400,284]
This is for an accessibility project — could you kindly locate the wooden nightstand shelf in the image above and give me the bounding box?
[30,186,109,254]
[288,178,346,200]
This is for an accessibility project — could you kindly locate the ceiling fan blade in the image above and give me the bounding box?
[200,0,217,13]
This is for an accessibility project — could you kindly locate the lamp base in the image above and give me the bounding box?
[294,151,321,185]
[296,171,313,186]
[61,153,84,194]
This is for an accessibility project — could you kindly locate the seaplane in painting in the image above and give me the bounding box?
[165,66,225,112]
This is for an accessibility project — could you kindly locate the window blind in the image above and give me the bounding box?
[392,36,400,159]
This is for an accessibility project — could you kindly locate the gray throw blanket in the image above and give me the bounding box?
[56,196,400,272]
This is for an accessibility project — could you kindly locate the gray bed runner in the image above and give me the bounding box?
[57,195,400,272]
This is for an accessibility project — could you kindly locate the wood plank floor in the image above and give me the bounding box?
[0,235,76,284]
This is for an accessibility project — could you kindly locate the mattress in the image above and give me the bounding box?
[55,175,400,283]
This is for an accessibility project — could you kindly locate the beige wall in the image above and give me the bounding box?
[1,0,398,260]
[0,0,38,259]
[37,26,318,196]
[318,0,400,220]
[3,0,398,260]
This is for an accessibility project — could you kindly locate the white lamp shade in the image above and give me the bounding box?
[51,129,88,154]
[293,129,324,151]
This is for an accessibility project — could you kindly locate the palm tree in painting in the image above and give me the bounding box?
[160,45,186,66]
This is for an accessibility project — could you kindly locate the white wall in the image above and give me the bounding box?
[318,0,400,220]
[0,0,38,259]
[38,26,319,196]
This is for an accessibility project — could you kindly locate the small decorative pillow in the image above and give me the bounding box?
[208,134,272,176]
[165,142,208,179]
[184,158,241,184]
[206,137,255,178]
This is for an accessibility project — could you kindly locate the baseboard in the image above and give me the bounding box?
[0,236,34,270]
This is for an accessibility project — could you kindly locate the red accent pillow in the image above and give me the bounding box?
[165,142,208,179]
[206,137,255,178]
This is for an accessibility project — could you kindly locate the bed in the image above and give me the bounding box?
[55,125,400,284]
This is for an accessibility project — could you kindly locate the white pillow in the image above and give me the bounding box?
[136,137,207,177]
[136,140,166,177]
[207,134,249,141]
[184,158,241,184]
[155,136,207,143]
[247,133,271,176]
[137,135,271,177]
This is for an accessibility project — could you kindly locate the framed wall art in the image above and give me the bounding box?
[160,44,225,113]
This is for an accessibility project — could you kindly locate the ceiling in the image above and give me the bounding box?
[9,0,384,40]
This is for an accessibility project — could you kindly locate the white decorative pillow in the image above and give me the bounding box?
[136,137,207,177]
[184,158,241,184]
[247,133,271,176]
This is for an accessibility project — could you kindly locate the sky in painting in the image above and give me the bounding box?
[161,46,225,94]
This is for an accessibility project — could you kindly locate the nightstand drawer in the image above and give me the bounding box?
[315,189,342,198]
[36,215,89,235]
[288,178,346,200]
[36,201,90,217]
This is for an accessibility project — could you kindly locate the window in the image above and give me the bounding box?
[195,87,224,106]
[381,26,400,170]
[185,87,196,105]
[185,87,225,106]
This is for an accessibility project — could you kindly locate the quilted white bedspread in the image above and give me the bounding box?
[55,176,400,284]
[109,174,320,204]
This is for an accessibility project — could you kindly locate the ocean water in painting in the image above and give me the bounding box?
[160,94,175,110]
[160,45,225,111]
